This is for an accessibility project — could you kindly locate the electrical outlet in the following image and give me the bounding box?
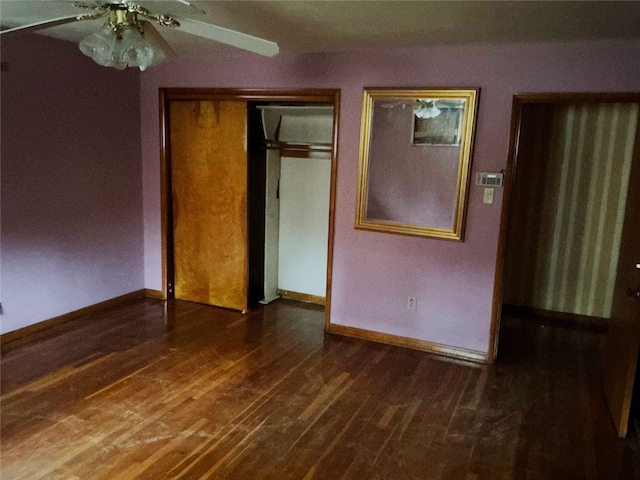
[407,296,417,310]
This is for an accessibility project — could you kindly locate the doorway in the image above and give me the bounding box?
[503,101,637,323]
[159,89,340,324]
[492,92,640,437]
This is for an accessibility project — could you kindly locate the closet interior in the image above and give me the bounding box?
[248,102,334,307]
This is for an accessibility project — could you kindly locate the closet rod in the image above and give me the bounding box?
[264,141,332,152]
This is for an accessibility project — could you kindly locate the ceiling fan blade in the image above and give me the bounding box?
[0,14,83,36]
[174,17,279,57]
[140,20,177,59]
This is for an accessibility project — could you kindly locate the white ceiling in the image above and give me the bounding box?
[1,1,639,56]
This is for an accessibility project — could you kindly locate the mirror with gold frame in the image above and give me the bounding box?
[355,88,479,240]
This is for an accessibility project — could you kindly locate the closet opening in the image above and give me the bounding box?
[160,88,339,324]
[248,102,334,307]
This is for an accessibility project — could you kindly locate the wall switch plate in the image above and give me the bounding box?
[407,296,417,310]
[483,188,494,204]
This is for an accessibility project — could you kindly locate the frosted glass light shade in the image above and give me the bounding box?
[120,26,163,71]
[79,25,118,67]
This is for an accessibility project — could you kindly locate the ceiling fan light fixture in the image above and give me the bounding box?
[78,8,168,71]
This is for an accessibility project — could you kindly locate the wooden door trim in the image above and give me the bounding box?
[489,91,640,363]
[160,88,338,104]
[159,88,340,327]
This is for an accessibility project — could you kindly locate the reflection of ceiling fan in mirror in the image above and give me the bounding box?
[414,99,465,119]
[379,98,465,119]
[0,1,279,70]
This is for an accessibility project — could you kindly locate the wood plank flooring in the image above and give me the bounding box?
[1,298,638,479]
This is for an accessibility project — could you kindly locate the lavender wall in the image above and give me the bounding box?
[1,34,144,334]
[140,40,640,356]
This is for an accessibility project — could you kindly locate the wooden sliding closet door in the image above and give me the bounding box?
[170,100,248,311]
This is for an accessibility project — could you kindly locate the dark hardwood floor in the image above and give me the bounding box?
[1,298,638,479]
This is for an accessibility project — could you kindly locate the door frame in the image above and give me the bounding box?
[489,91,640,362]
[159,88,340,325]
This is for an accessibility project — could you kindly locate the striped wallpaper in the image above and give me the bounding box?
[504,102,638,319]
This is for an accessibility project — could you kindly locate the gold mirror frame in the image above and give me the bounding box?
[356,88,479,240]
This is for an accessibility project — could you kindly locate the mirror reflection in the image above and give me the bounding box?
[356,89,479,240]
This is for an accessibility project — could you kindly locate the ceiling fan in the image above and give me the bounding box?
[0,1,279,70]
